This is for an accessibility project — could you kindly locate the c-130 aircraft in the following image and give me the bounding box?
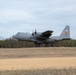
[13,25,70,45]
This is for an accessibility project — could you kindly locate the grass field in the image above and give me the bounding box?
[0,47,76,75]
[0,57,76,70]
[0,68,76,75]
[0,47,76,59]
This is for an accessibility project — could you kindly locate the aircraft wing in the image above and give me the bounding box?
[42,30,53,37]
[36,30,53,40]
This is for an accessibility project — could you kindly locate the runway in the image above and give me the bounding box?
[0,57,76,70]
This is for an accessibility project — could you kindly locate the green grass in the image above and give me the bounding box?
[0,68,76,75]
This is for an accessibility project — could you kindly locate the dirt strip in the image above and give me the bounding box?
[0,57,76,71]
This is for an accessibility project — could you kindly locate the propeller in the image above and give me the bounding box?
[32,29,37,36]
[35,29,37,35]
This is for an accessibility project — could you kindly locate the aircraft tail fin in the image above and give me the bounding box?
[60,25,70,39]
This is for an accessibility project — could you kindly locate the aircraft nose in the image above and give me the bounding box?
[12,35,17,38]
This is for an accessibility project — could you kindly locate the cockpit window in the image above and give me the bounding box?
[18,32,20,34]
[16,32,20,36]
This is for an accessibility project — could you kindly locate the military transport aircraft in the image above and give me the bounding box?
[13,25,70,45]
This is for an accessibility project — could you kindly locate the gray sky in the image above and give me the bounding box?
[0,0,76,39]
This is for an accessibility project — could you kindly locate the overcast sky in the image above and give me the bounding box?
[0,0,76,39]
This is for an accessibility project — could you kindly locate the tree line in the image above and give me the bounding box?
[0,39,76,48]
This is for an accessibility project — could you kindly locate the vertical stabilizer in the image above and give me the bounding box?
[60,25,70,39]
